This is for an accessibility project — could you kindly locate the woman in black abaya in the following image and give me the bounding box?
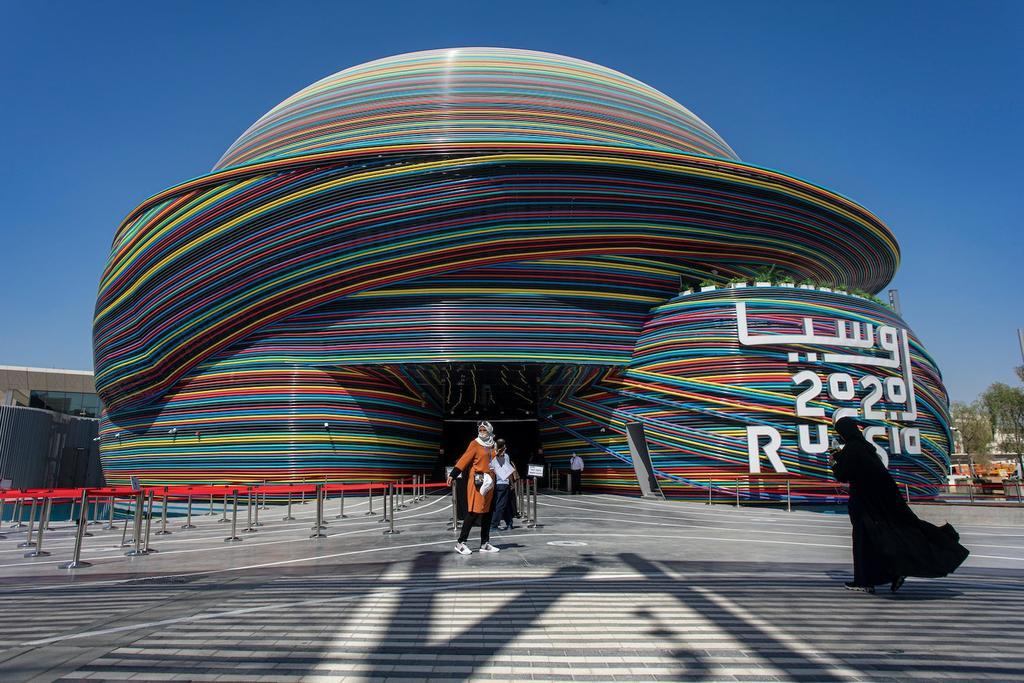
[830,417,969,594]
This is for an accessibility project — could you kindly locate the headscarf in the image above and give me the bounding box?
[475,421,495,448]
[835,416,867,443]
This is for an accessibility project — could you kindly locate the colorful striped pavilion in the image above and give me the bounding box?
[93,48,951,501]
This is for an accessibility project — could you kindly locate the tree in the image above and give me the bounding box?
[951,401,993,478]
[980,383,1024,477]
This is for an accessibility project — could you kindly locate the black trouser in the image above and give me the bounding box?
[491,484,513,528]
[570,470,583,494]
[458,511,492,544]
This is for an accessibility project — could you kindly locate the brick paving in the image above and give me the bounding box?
[0,492,1022,681]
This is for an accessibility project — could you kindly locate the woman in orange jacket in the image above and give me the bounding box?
[448,421,500,554]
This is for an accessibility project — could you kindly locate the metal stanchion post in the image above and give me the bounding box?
[310,484,326,538]
[104,495,116,530]
[88,498,98,526]
[904,483,911,503]
[18,498,37,548]
[527,478,538,529]
[207,492,215,515]
[0,498,6,539]
[25,498,52,557]
[182,491,196,529]
[383,484,400,535]
[219,493,229,522]
[243,487,257,532]
[120,496,134,547]
[126,492,145,556]
[379,484,390,523]
[283,486,295,520]
[523,480,531,526]
[143,490,157,553]
[311,485,327,531]
[786,480,792,512]
[399,480,406,509]
[968,483,975,503]
[44,499,55,532]
[66,494,75,523]
[446,479,458,532]
[534,477,540,527]
[336,487,347,519]
[254,487,263,527]
[707,477,713,505]
[60,489,92,569]
[80,493,93,537]
[365,484,376,516]
[156,487,172,535]
[225,490,242,542]
[300,486,307,505]
[10,498,23,527]
[735,478,741,508]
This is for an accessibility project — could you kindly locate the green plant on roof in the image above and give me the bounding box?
[753,265,777,283]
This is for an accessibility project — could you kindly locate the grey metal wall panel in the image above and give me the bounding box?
[0,405,100,488]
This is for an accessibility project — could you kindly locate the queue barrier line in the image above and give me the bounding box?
[2,475,454,571]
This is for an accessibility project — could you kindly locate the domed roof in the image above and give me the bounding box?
[215,47,738,170]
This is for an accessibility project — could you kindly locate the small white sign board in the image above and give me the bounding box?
[527,464,544,478]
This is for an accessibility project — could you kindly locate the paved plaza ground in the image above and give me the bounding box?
[0,490,1022,682]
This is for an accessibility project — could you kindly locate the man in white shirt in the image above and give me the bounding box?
[569,452,584,495]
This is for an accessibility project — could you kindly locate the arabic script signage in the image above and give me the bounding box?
[737,301,922,472]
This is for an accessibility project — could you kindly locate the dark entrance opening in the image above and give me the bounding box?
[412,364,543,517]
[441,419,540,474]
[437,363,540,467]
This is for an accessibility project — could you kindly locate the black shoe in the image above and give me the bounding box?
[844,582,875,594]
[890,576,906,593]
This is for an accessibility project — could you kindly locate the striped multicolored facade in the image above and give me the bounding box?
[93,48,949,499]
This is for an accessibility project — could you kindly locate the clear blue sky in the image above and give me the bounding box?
[1,0,1020,402]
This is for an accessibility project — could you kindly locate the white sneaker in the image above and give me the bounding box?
[454,542,472,555]
[479,543,500,553]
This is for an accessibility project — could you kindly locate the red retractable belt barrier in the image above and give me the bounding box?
[0,478,448,502]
